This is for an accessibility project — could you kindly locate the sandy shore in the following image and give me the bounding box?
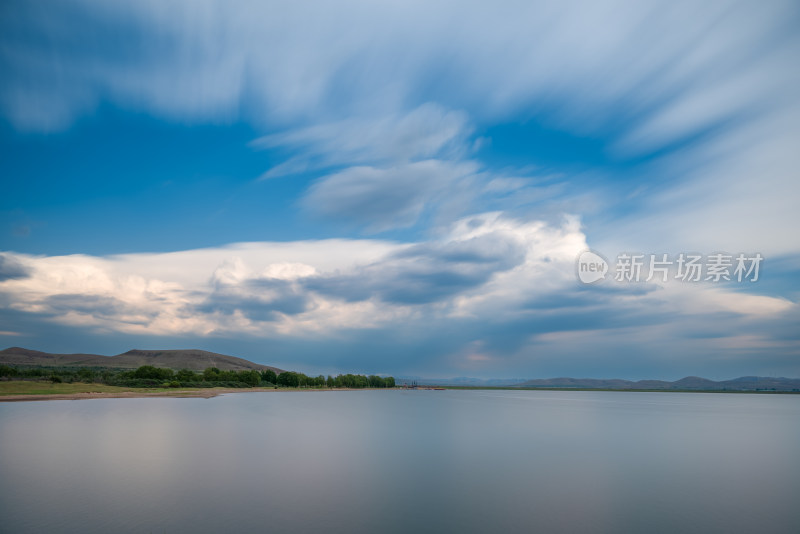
[0,387,385,402]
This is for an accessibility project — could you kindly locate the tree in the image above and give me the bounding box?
[217,370,231,382]
[385,376,395,388]
[203,367,222,381]
[368,375,385,388]
[261,369,277,384]
[239,370,261,387]
[276,371,300,388]
[176,369,196,382]
[134,365,173,380]
[77,368,95,383]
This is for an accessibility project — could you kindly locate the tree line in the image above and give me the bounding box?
[275,371,395,389]
[0,364,395,389]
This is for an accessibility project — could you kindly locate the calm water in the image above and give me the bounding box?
[1,390,799,533]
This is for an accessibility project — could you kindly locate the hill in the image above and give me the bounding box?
[0,347,284,373]
[517,375,800,392]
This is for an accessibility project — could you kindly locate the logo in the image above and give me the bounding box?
[576,250,608,284]
[575,250,763,285]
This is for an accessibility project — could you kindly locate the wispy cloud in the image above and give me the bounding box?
[4,1,798,249]
[302,160,479,232]
[253,103,472,178]
[2,0,799,377]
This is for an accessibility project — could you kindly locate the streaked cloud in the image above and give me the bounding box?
[303,160,479,231]
[253,103,472,178]
[1,0,798,377]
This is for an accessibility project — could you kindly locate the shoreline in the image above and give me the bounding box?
[0,386,388,403]
[442,386,800,394]
[2,386,798,402]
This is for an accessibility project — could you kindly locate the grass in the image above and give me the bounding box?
[0,381,192,396]
[0,381,346,397]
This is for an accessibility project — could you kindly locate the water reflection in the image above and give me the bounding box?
[1,391,798,533]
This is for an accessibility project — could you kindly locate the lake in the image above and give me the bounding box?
[1,390,798,533]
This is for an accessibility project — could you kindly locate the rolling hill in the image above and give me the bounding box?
[0,347,284,373]
[517,375,800,391]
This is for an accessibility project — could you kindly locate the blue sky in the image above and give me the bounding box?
[1,0,798,379]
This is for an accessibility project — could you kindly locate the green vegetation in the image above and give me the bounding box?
[0,381,142,396]
[276,372,395,389]
[0,364,395,392]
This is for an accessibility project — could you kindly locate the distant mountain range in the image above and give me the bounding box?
[513,376,800,391]
[405,377,526,387]
[0,347,284,373]
[409,375,800,391]
[3,347,798,391]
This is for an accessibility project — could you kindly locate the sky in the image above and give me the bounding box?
[1,0,798,380]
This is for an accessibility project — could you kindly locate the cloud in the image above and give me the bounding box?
[3,0,798,253]
[302,160,478,231]
[1,213,792,372]
[2,0,799,377]
[0,214,577,336]
[305,222,527,304]
[0,254,30,281]
[199,259,311,322]
[254,103,482,232]
[596,100,800,257]
[0,2,767,127]
[1,213,797,377]
[44,294,132,316]
[253,103,472,178]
